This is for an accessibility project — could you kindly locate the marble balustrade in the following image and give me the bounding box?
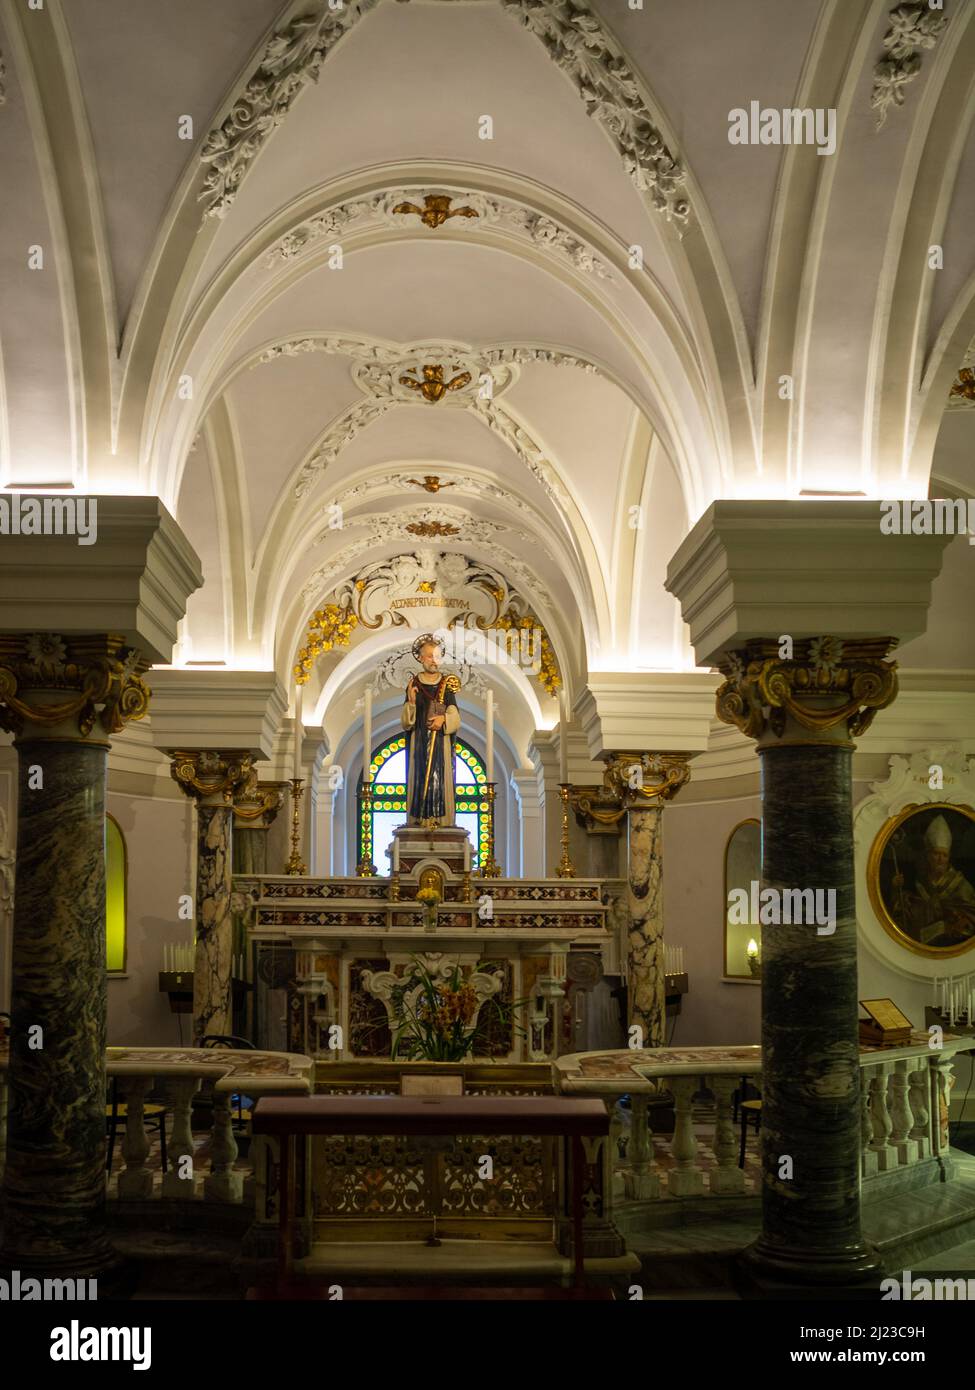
[554,1037,975,1216]
[0,1045,312,1210]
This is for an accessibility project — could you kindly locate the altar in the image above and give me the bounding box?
[235,855,614,1064]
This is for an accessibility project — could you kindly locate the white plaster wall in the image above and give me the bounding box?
[663,794,762,1048]
[106,791,195,1048]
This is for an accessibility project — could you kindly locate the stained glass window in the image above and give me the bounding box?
[358,735,489,871]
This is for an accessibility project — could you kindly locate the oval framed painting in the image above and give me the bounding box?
[867,802,975,959]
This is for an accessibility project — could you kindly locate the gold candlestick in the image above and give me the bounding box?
[481,782,502,877]
[555,782,576,879]
[356,780,377,877]
[285,777,306,876]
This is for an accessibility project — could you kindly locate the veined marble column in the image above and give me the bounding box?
[716,636,897,1285]
[232,770,284,876]
[169,751,253,1045]
[604,754,690,1049]
[0,633,150,1275]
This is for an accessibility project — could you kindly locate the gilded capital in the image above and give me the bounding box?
[600,752,692,808]
[715,636,898,744]
[0,632,150,740]
[232,766,285,826]
[168,749,254,804]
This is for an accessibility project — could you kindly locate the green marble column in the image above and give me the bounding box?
[716,636,897,1286]
[0,633,149,1276]
[168,752,253,1045]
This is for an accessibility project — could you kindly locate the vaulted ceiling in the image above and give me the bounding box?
[1,0,974,746]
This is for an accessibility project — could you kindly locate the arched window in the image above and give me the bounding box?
[358,736,490,871]
[106,814,127,973]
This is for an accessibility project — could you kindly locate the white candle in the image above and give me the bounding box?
[363,685,373,785]
[558,688,568,785]
[293,683,304,780]
[485,689,494,784]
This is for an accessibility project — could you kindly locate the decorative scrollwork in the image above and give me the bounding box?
[715,637,899,743]
[168,750,254,803]
[0,633,150,739]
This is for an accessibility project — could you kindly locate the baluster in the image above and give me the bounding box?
[860,1068,876,1177]
[708,1075,745,1194]
[204,1088,243,1203]
[667,1076,704,1196]
[908,1066,931,1159]
[868,1063,894,1172]
[117,1077,154,1200]
[888,1060,918,1166]
[622,1093,660,1199]
[931,1059,955,1159]
[161,1077,200,1199]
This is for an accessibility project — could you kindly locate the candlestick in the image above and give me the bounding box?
[555,783,575,879]
[364,685,373,785]
[485,689,494,785]
[481,782,501,877]
[285,777,307,875]
[558,688,568,785]
[356,781,377,877]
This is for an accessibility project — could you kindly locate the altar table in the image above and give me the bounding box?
[252,1094,608,1293]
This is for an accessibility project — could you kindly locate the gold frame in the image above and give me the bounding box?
[723,817,761,979]
[867,801,975,959]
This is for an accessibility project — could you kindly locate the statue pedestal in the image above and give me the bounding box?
[390,824,472,876]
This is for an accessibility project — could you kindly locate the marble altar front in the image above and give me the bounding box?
[235,871,617,1064]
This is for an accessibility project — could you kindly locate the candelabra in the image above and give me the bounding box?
[356,780,377,877]
[481,782,502,877]
[285,777,306,876]
[555,782,576,879]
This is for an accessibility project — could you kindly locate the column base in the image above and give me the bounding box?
[622,1168,660,1201]
[555,1217,627,1260]
[204,1170,244,1204]
[738,1234,882,1291]
[0,1230,120,1283]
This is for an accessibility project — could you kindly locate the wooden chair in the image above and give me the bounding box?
[200,1033,255,1133]
[735,1074,762,1168]
[105,1077,168,1175]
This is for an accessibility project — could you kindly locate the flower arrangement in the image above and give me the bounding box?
[389,956,514,1062]
[415,884,441,931]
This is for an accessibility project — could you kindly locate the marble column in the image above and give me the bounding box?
[169,751,253,1045]
[625,804,664,1048]
[232,772,284,876]
[716,636,897,1285]
[604,753,690,1049]
[0,632,150,1276]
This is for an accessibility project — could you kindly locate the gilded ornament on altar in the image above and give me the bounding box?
[399,363,472,403]
[391,194,479,229]
[0,633,150,738]
[715,636,898,742]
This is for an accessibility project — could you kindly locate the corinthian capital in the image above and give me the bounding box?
[601,752,692,807]
[0,632,150,740]
[232,765,285,826]
[715,636,898,743]
[168,750,254,805]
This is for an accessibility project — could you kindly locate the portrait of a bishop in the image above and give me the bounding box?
[401,634,461,827]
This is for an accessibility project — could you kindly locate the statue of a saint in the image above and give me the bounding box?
[402,634,460,827]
